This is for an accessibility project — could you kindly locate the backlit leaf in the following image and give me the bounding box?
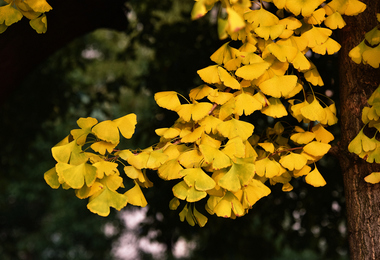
[71,117,98,145]
[305,166,326,187]
[125,183,148,207]
[199,144,231,170]
[182,168,216,191]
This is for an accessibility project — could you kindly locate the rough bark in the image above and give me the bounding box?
[338,1,380,259]
[0,0,128,105]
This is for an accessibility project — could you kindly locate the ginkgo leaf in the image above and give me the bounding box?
[364,172,380,184]
[258,142,275,153]
[87,184,128,217]
[312,124,334,143]
[305,8,326,25]
[197,65,222,84]
[199,116,223,134]
[349,40,369,64]
[191,0,216,20]
[44,167,60,189]
[155,127,180,139]
[259,75,298,98]
[312,38,341,55]
[199,144,231,170]
[285,0,325,17]
[52,140,88,165]
[348,129,376,155]
[242,179,271,207]
[300,98,326,122]
[24,0,52,13]
[222,137,246,159]
[193,206,208,227]
[266,42,298,63]
[291,131,316,144]
[158,159,184,180]
[365,26,380,46]
[169,197,180,210]
[71,117,98,145]
[279,152,308,171]
[301,27,332,48]
[114,113,137,140]
[303,63,324,86]
[30,14,47,33]
[255,157,283,178]
[226,7,245,33]
[217,118,254,141]
[305,166,326,187]
[182,168,216,191]
[235,62,271,80]
[124,166,145,182]
[362,45,380,69]
[207,89,234,105]
[76,181,103,199]
[173,181,207,202]
[91,141,117,155]
[181,126,205,143]
[293,165,311,177]
[178,149,204,168]
[189,84,213,101]
[218,67,240,89]
[0,4,23,26]
[234,91,262,116]
[125,183,148,207]
[303,141,331,157]
[324,12,346,29]
[244,7,279,28]
[154,91,182,111]
[255,24,285,40]
[218,160,255,192]
[56,162,97,189]
[219,97,236,120]
[92,120,120,144]
[176,102,213,122]
[93,161,118,179]
[319,104,338,125]
[326,0,366,16]
[261,98,288,118]
[213,191,245,218]
[127,151,149,169]
[210,41,239,65]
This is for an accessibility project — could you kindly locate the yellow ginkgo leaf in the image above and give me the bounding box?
[181,126,205,143]
[93,161,118,179]
[127,151,149,169]
[344,0,367,16]
[291,131,316,144]
[56,162,97,189]
[303,141,331,157]
[199,144,231,170]
[301,27,332,48]
[176,102,214,122]
[325,0,366,16]
[124,166,145,182]
[92,120,120,144]
[349,40,369,64]
[146,149,169,169]
[217,118,254,141]
[191,0,213,20]
[234,91,262,116]
[125,182,148,207]
[193,205,208,227]
[213,191,245,218]
[189,84,213,101]
[222,137,246,159]
[285,0,325,17]
[303,62,324,86]
[259,75,298,98]
[255,24,285,40]
[292,51,311,70]
[173,181,207,202]
[44,167,60,189]
[158,159,184,180]
[30,14,47,33]
[182,168,216,191]
[210,41,239,65]
[258,142,275,153]
[154,91,182,111]
[242,179,271,207]
[305,8,326,25]
[305,166,326,187]
[365,26,380,46]
[324,12,346,29]
[197,65,222,84]
[312,124,334,143]
[155,127,180,139]
[266,42,298,63]
[300,98,326,122]
[293,165,311,178]
[0,4,23,26]
[76,182,103,199]
[261,98,288,118]
[24,0,52,13]
[71,117,98,145]
[362,45,380,69]
[244,7,279,27]
[199,115,223,134]
[87,183,128,217]
[364,172,380,184]
[348,129,377,155]
[279,152,308,171]
[255,157,282,178]
[218,160,255,192]
[114,113,137,140]
[218,67,240,89]
[91,141,117,155]
[226,7,245,33]
[178,149,204,168]
[51,139,88,165]
[207,89,234,105]
[312,38,341,55]
[319,104,338,125]
[235,61,271,80]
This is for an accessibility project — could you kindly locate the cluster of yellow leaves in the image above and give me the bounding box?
[0,0,52,33]
[349,13,380,68]
[44,114,153,217]
[349,85,380,184]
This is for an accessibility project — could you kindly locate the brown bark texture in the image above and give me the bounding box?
[338,1,380,259]
[0,0,128,105]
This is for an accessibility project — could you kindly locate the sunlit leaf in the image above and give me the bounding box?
[364,172,380,184]
[305,166,326,187]
[285,0,325,17]
[125,183,148,207]
[362,45,380,69]
[197,65,222,84]
[93,161,118,179]
[92,120,120,144]
[261,98,288,118]
[154,91,182,111]
[234,91,262,116]
[158,159,184,180]
[255,157,283,178]
[235,61,271,80]
[56,162,97,189]
[217,118,254,140]
[91,141,117,155]
[218,67,240,89]
[210,41,239,65]
[182,168,216,191]
[303,141,331,157]
[259,75,298,98]
[199,144,231,170]
[301,27,332,48]
[44,167,60,189]
[71,117,98,145]
[279,152,308,171]
[173,181,207,202]
[114,113,137,140]
[324,12,346,29]
[218,160,255,192]
[193,206,208,227]
[177,102,213,122]
[291,131,315,144]
[51,140,87,165]
[312,38,341,55]
[312,124,334,143]
[242,179,271,207]
[300,98,326,122]
[213,191,245,218]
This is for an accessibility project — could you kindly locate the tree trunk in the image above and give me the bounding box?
[338,1,380,259]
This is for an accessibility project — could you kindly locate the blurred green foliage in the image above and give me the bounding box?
[0,0,347,259]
